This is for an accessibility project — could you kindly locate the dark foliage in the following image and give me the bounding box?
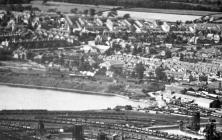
[165,49,172,58]
[49,0,221,12]
[0,0,31,4]
[155,66,167,81]
[0,48,13,60]
[199,74,208,82]
[142,82,165,93]
[123,13,130,19]
[125,105,132,110]
[135,62,145,80]
[70,8,78,14]
[210,99,221,108]
[89,8,96,17]
[42,0,48,4]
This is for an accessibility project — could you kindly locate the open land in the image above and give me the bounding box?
[123,8,222,16]
[0,62,159,101]
[30,1,221,16]
[27,1,117,13]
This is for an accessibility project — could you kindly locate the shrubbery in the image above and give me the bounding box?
[0,0,31,4]
[47,8,57,13]
[106,83,125,93]
[0,48,13,61]
[1,5,40,12]
[51,0,221,11]
[142,82,165,93]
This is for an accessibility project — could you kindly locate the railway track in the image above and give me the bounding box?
[0,110,125,116]
[0,117,194,140]
[0,110,190,124]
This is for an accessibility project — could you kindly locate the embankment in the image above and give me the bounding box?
[0,82,115,96]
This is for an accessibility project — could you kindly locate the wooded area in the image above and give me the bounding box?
[0,0,31,4]
[50,0,222,12]
[0,0,221,12]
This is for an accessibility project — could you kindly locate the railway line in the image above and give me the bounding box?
[0,117,195,140]
[0,110,192,124]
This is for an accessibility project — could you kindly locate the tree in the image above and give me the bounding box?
[70,8,78,14]
[123,13,130,19]
[142,82,165,93]
[96,11,103,16]
[149,48,158,54]
[180,53,184,61]
[209,98,221,108]
[125,105,132,110]
[47,8,57,13]
[78,61,91,71]
[148,71,153,81]
[180,88,187,94]
[83,9,89,16]
[199,74,208,82]
[132,46,138,55]
[129,25,136,32]
[189,74,196,82]
[42,0,47,4]
[27,51,35,60]
[135,62,145,80]
[188,87,195,92]
[89,8,96,17]
[169,76,175,83]
[219,81,222,90]
[155,66,167,81]
[0,48,13,61]
[165,49,172,58]
[107,10,117,17]
[0,0,31,4]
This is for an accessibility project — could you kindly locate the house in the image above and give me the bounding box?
[106,19,114,31]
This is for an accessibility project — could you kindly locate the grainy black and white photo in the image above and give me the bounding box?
[0,0,222,140]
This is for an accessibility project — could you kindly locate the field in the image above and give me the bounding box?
[26,1,222,22]
[28,1,116,13]
[29,1,221,18]
[124,7,222,16]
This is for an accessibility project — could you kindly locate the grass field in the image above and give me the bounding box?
[29,1,116,13]
[27,1,222,22]
[29,1,221,18]
[124,8,222,16]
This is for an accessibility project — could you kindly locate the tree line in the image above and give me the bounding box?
[51,0,222,12]
[0,0,220,12]
[0,0,31,4]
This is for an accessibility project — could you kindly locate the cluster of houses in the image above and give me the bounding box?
[163,57,222,81]
[70,15,161,33]
[101,54,161,78]
[1,7,222,86]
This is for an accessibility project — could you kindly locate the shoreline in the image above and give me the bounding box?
[0,82,115,97]
[0,82,150,105]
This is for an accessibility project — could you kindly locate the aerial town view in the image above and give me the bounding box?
[0,0,222,139]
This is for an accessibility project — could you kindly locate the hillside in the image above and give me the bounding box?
[0,0,221,12]
[45,0,222,12]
